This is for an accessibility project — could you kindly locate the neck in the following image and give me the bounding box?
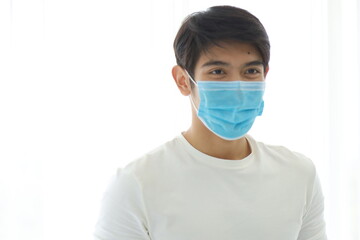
[182,112,251,160]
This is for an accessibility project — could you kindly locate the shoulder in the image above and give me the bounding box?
[121,135,181,180]
[249,135,316,178]
[104,137,179,198]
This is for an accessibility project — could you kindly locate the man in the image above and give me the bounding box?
[94,6,327,240]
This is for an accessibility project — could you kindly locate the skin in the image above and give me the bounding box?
[172,41,269,160]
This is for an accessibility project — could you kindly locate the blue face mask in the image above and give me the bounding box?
[187,72,265,141]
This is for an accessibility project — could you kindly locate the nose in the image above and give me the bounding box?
[229,72,243,81]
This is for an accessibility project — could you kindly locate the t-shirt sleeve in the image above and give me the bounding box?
[297,173,327,240]
[94,168,151,240]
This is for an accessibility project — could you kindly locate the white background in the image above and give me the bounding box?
[0,0,359,239]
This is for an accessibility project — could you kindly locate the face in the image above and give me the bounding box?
[180,41,268,108]
[193,41,268,82]
[172,41,269,99]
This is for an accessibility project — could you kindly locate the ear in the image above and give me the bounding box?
[172,65,192,96]
[264,65,270,78]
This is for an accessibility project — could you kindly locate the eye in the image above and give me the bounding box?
[210,69,225,75]
[245,68,260,74]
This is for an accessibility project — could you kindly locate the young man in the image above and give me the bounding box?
[94,6,327,240]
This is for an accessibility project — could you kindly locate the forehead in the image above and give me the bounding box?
[195,41,262,68]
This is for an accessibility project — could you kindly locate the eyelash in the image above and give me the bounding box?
[210,69,225,75]
[245,68,261,74]
[209,68,261,75]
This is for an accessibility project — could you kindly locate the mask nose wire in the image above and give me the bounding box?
[184,70,199,112]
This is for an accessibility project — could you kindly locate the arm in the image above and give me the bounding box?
[94,168,151,240]
[297,174,327,240]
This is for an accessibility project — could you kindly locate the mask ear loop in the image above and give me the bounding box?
[184,70,199,112]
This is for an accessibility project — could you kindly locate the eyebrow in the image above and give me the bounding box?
[201,60,230,68]
[201,60,265,68]
[244,61,265,68]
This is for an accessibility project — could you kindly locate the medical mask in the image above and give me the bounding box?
[186,72,265,141]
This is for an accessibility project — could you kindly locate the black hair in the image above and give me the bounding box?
[173,5,270,79]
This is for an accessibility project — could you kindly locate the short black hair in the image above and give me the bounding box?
[173,5,270,79]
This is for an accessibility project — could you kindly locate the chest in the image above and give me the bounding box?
[143,170,306,240]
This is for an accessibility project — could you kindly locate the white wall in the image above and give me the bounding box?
[0,0,359,239]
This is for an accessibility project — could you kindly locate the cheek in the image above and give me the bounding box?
[190,86,200,106]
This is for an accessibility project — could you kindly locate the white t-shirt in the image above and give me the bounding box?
[94,134,327,240]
